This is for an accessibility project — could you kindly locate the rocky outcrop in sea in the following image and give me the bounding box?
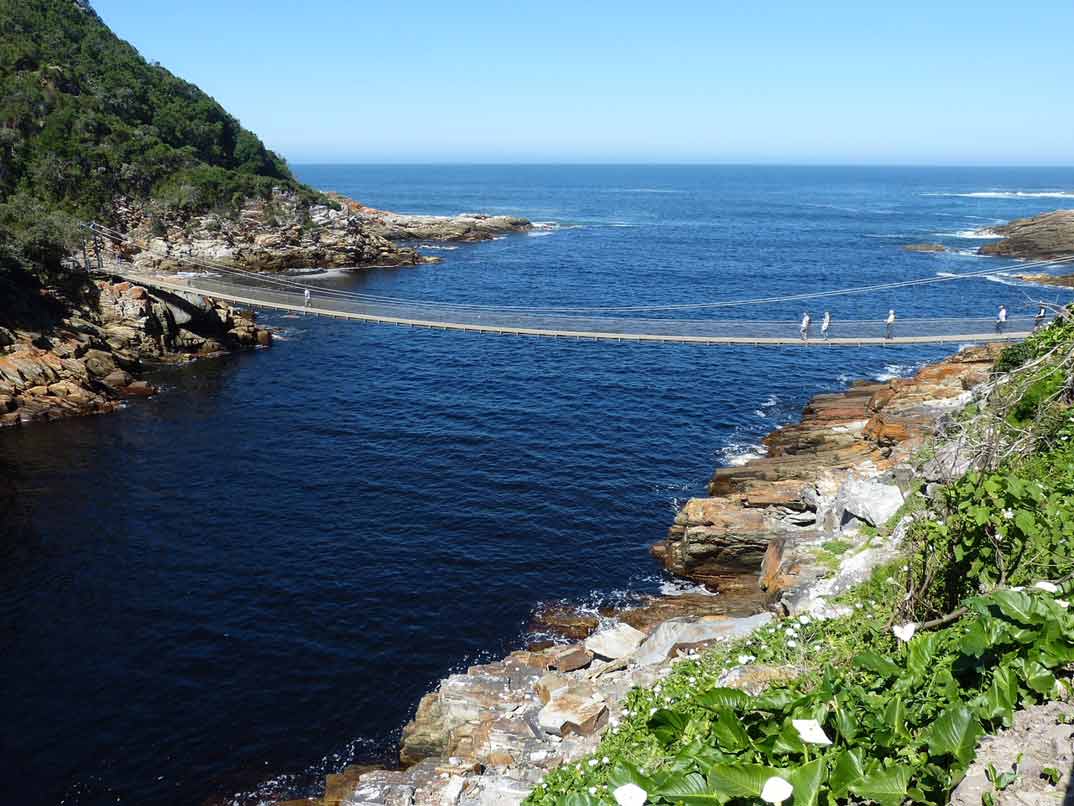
[0,279,270,427]
[977,208,1074,260]
[106,191,532,273]
[272,345,1001,806]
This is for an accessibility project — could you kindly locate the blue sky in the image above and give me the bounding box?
[92,1,1074,165]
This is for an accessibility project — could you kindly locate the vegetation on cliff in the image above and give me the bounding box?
[0,0,315,282]
[532,320,1074,806]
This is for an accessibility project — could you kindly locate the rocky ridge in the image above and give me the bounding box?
[977,209,1074,261]
[0,279,270,427]
[108,192,531,274]
[276,346,1002,806]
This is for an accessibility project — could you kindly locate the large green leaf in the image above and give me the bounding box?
[853,652,902,678]
[907,633,940,680]
[607,761,651,790]
[883,694,908,740]
[925,704,982,766]
[654,771,721,805]
[648,708,690,746]
[707,763,786,799]
[751,688,800,713]
[1012,657,1057,695]
[977,664,1017,725]
[696,687,752,712]
[991,590,1036,624]
[711,709,751,753]
[829,748,865,798]
[849,765,912,806]
[787,758,825,806]
[832,703,859,743]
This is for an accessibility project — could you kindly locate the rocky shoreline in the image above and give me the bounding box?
[0,278,271,427]
[274,345,1002,806]
[902,207,1074,264]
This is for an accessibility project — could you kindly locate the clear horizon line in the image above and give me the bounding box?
[288,160,1074,170]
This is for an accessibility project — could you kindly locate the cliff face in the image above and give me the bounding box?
[978,209,1074,260]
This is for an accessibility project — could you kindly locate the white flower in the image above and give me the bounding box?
[1002,508,1014,520]
[654,685,662,695]
[589,786,598,795]
[798,615,812,625]
[613,783,648,806]
[602,756,610,764]
[588,758,599,767]
[1035,580,1060,594]
[760,776,794,804]
[893,622,917,642]
[1058,600,1070,609]
[792,718,833,746]
[649,707,657,715]
[738,654,755,665]
[610,717,620,728]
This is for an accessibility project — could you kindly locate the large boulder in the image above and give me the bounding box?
[831,477,903,529]
[584,623,646,660]
[633,614,772,667]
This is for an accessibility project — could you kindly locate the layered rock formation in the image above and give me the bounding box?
[653,344,1002,600]
[107,192,532,274]
[978,209,1074,260]
[0,279,270,427]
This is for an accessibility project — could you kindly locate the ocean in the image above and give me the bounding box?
[2,165,1072,805]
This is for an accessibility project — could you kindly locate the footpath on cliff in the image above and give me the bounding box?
[271,343,1008,806]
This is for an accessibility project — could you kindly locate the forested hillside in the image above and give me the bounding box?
[0,0,310,282]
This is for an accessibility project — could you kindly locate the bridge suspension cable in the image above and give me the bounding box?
[85,221,1074,315]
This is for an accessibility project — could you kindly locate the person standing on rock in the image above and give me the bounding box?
[996,304,1007,333]
[303,287,311,314]
[885,309,896,339]
[821,311,831,340]
[800,312,811,341]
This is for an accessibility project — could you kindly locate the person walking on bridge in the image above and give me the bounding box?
[800,312,811,341]
[885,309,896,339]
[821,311,831,340]
[996,304,1007,333]
[303,287,311,314]
[1035,304,1047,331]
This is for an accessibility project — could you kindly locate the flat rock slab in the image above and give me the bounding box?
[633,613,773,667]
[584,623,646,660]
[537,689,608,736]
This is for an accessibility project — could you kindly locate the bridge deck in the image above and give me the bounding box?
[102,270,1032,347]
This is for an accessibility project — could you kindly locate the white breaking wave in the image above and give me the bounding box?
[419,243,460,251]
[937,229,1002,239]
[659,578,719,597]
[874,362,922,382]
[924,191,1074,199]
[720,442,766,466]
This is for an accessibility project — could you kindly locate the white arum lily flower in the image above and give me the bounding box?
[892,622,917,642]
[1058,600,1070,609]
[613,782,648,806]
[760,776,794,804]
[792,718,833,745]
[1035,581,1060,594]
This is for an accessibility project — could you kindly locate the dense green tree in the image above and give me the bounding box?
[0,0,317,280]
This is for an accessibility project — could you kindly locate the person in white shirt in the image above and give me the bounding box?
[885,309,896,339]
[1035,304,1047,331]
[996,304,1007,333]
[303,288,311,313]
[821,311,831,340]
[800,312,811,341]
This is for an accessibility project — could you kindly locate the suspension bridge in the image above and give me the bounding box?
[85,223,1071,347]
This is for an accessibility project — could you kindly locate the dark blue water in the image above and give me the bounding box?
[2,166,1072,806]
